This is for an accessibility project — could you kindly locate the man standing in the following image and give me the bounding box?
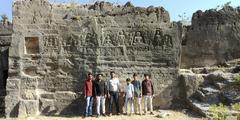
[84,72,94,117]
[124,78,134,116]
[107,71,121,116]
[131,73,142,115]
[142,74,154,115]
[93,74,107,117]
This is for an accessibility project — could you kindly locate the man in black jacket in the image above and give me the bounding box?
[93,74,107,117]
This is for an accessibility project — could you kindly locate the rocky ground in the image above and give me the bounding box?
[0,110,205,120]
[179,59,240,119]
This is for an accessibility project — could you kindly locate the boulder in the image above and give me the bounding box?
[221,91,240,104]
[232,65,240,73]
[205,71,234,85]
[179,73,204,98]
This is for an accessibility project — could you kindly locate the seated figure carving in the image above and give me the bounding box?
[85,33,97,47]
[133,31,145,45]
[103,35,114,46]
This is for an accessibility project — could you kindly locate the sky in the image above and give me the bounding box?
[0,0,240,21]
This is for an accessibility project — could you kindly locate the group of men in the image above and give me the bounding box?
[84,71,154,117]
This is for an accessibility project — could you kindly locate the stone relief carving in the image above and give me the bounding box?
[133,31,144,45]
[126,32,134,46]
[42,35,59,54]
[43,36,58,47]
[153,29,164,47]
[103,35,114,46]
[67,34,79,47]
[84,33,97,47]
[163,34,173,49]
[117,31,125,46]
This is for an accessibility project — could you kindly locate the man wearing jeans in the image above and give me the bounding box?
[142,74,154,115]
[131,73,142,115]
[107,71,121,116]
[93,74,107,117]
[84,72,93,117]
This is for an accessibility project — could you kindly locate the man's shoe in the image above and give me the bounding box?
[150,112,154,115]
[102,113,106,117]
[117,112,121,115]
[109,113,112,116]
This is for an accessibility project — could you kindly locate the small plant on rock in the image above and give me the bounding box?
[209,103,229,120]
[232,103,240,111]
[233,74,240,85]
[232,103,240,120]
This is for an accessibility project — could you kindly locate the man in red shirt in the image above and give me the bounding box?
[142,74,154,115]
[84,72,93,117]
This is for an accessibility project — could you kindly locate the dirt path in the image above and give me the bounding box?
[1,110,206,120]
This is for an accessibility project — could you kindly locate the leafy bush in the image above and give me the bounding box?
[225,74,240,91]
[234,74,240,85]
[209,103,229,120]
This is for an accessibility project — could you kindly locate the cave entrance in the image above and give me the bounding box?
[0,47,8,117]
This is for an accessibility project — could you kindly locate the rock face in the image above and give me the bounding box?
[181,6,240,68]
[6,0,181,117]
[180,67,240,117]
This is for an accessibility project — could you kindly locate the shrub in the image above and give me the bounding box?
[234,74,240,84]
[209,103,229,120]
[232,103,240,111]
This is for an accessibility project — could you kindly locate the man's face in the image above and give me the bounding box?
[98,75,102,80]
[133,76,137,80]
[145,75,149,80]
[88,75,93,80]
[110,73,115,78]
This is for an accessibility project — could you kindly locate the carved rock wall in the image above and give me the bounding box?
[6,0,181,117]
[181,6,240,68]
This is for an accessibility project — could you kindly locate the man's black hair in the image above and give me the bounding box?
[126,78,131,82]
[133,73,137,77]
[88,72,92,76]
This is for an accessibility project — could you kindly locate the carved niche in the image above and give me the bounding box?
[84,33,97,47]
[152,29,173,50]
[25,37,40,54]
[132,31,145,45]
[153,29,164,47]
[163,34,173,49]
[102,35,114,47]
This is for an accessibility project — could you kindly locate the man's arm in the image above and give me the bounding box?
[117,79,121,92]
[151,81,154,96]
[107,80,110,98]
[84,80,87,98]
[104,81,107,97]
[141,81,144,96]
[93,81,96,97]
[139,81,142,97]
[132,85,134,98]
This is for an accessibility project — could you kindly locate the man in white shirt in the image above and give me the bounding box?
[107,71,121,116]
[124,78,134,115]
